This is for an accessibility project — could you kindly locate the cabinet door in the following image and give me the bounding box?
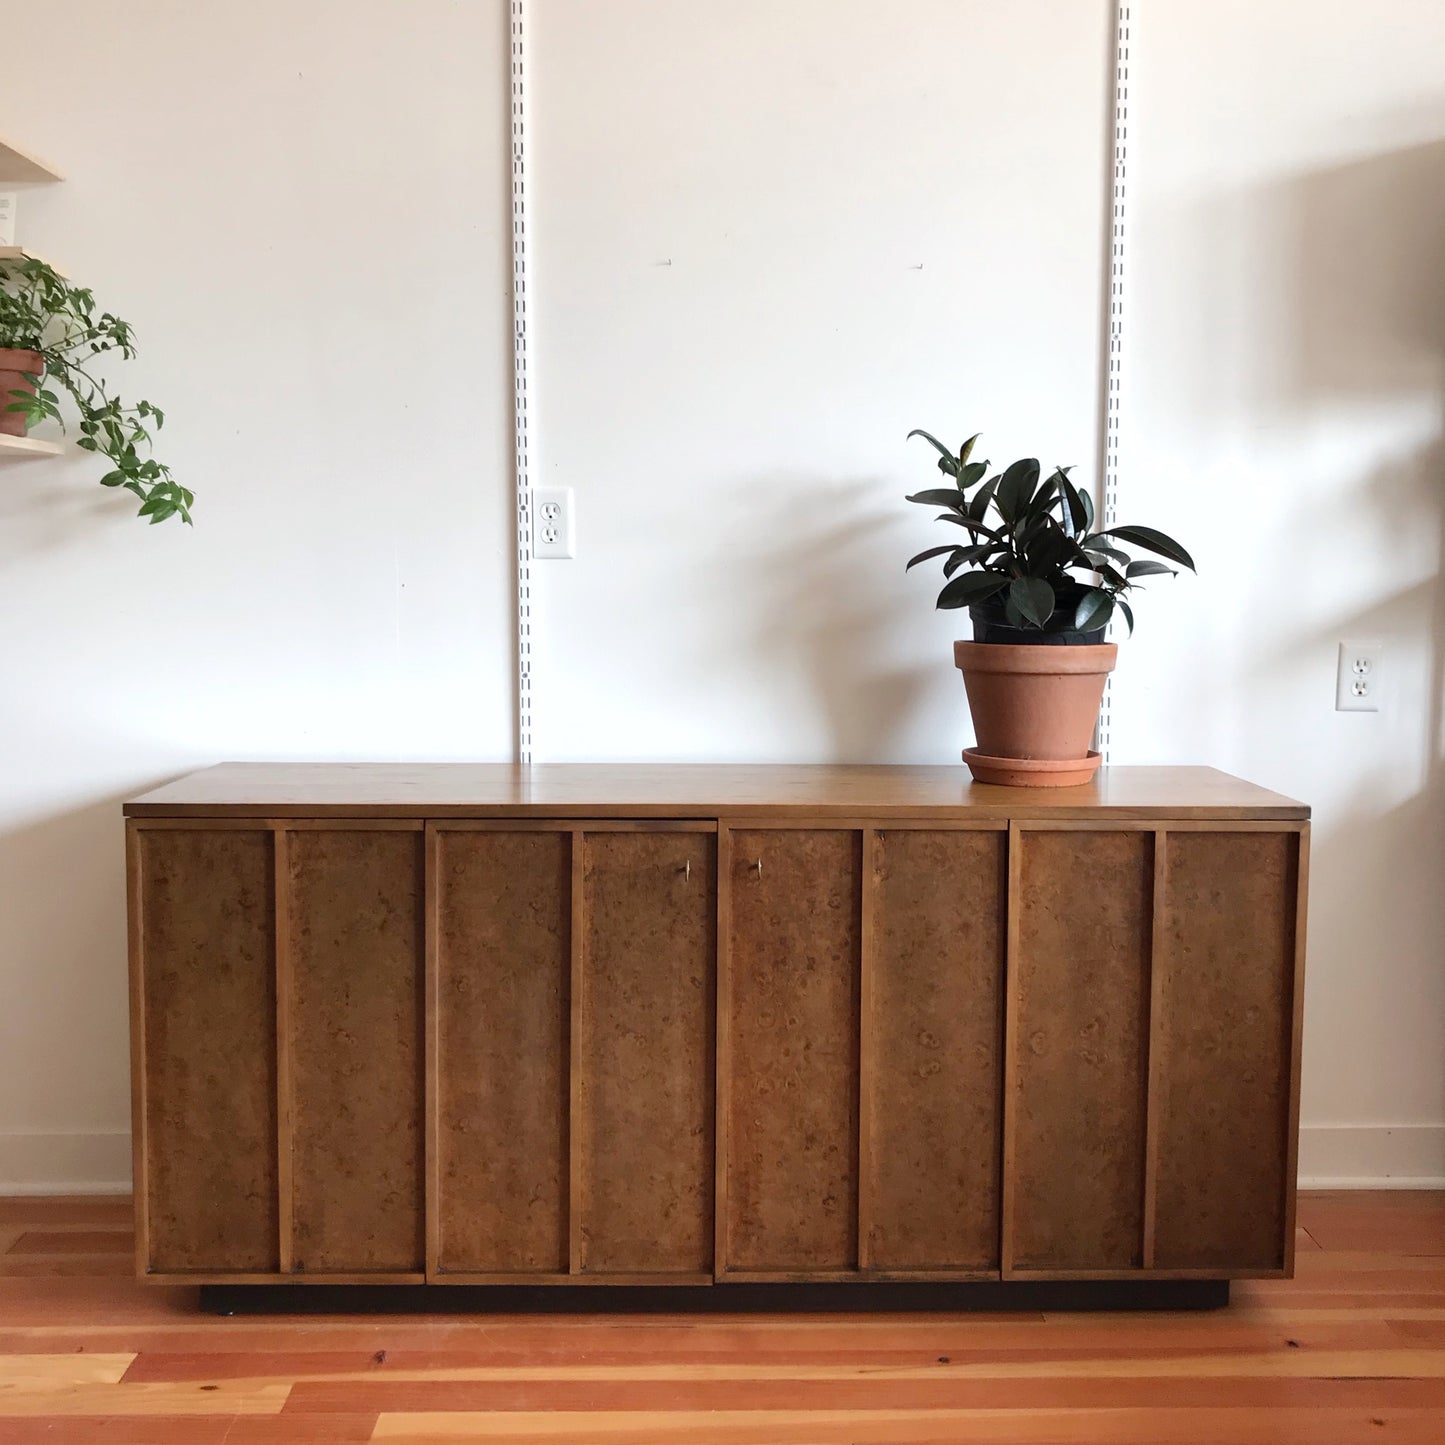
[722,828,861,1276]
[579,829,716,1277]
[132,824,279,1276]
[434,827,571,1278]
[1006,823,1305,1280]
[867,827,1006,1274]
[285,826,425,1277]
[1152,829,1303,1273]
[1007,827,1153,1274]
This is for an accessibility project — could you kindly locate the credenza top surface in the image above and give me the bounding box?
[123,763,1308,821]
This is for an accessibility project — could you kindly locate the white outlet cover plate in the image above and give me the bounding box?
[1336,640,1383,713]
[532,486,576,559]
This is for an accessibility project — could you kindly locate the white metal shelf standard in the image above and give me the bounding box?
[511,0,534,764]
[1097,0,1131,762]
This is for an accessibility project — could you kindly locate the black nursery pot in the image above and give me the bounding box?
[968,593,1107,647]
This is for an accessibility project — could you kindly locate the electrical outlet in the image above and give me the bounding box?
[532,486,576,559]
[1336,640,1383,713]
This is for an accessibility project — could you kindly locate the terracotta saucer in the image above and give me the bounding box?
[962,747,1102,788]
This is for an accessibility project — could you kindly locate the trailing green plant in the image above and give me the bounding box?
[0,256,191,524]
[904,429,1193,634]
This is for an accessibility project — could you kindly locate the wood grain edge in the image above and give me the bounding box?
[1141,828,1168,1271]
[423,824,441,1281]
[857,827,876,1272]
[1014,818,1310,833]
[427,819,717,833]
[1283,822,1311,1276]
[713,824,732,1279]
[999,821,1022,1279]
[125,820,149,1279]
[569,828,585,1276]
[425,1270,717,1287]
[272,823,294,1276]
[1001,1266,1247,1281]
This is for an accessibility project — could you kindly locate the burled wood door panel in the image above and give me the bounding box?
[286,828,424,1275]
[435,829,570,1276]
[134,826,278,1274]
[1009,828,1152,1273]
[868,828,1005,1273]
[724,829,861,1275]
[580,831,716,1276]
[1153,830,1300,1272]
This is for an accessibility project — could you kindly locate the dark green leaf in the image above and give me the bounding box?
[1074,588,1114,632]
[937,570,1008,611]
[934,513,1000,539]
[967,478,997,522]
[1117,598,1135,635]
[945,542,996,575]
[994,458,1040,524]
[1083,541,1131,568]
[905,488,968,510]
[906,429,956,465]
[1009,576,1055,628]
[958,460,988,489]
[1099,524,1196,571]
[1125,559,1175,579]
[905,544,961,571]
[1059,473,1087,535]
[1024,519,1074,573]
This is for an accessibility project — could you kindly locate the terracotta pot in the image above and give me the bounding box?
[953,641,1117,787]
[0,348,42,437]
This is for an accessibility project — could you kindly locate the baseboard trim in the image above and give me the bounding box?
[0,1130,131,1195]
[1297,1123,1445,1189]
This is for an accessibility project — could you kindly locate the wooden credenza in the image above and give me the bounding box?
[124,764,1308,1292]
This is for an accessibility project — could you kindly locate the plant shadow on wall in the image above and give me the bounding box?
[726,477,936,762]
[1286,135,1445,1085]
[1176,129,1445,1114]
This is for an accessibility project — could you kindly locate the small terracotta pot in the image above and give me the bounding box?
[953,641,1118,787]
[0,348,42,437]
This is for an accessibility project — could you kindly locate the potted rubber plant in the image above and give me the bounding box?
[0,255,192,524]
[905,428,1193,786]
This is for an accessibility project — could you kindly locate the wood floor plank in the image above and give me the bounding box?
[1298,1191,1445,1255]
[5,1230,133,1256]
[283,1374,1445,1412]
[0,1379,289,1416]
[0,1353,134,1385]
[0,1197,132,1226]
[0,1420,236,1444]
[369,1407,1445,1444]
[0,1191,1442,1440]
[0,1259,135,1279]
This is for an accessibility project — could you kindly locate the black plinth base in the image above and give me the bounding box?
[201,1278,1229,1316]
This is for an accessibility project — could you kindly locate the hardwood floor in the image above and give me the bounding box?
[1,1191,1442,1441]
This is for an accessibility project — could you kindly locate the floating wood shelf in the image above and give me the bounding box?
[0,433,63,459]
[0,136,62,185]
[0,246,63,274]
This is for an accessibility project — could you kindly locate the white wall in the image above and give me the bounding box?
[1115,1,1445,1183]
[528,0,1112,764]
[2,0,1441,1191]
[0,0,515,1190]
